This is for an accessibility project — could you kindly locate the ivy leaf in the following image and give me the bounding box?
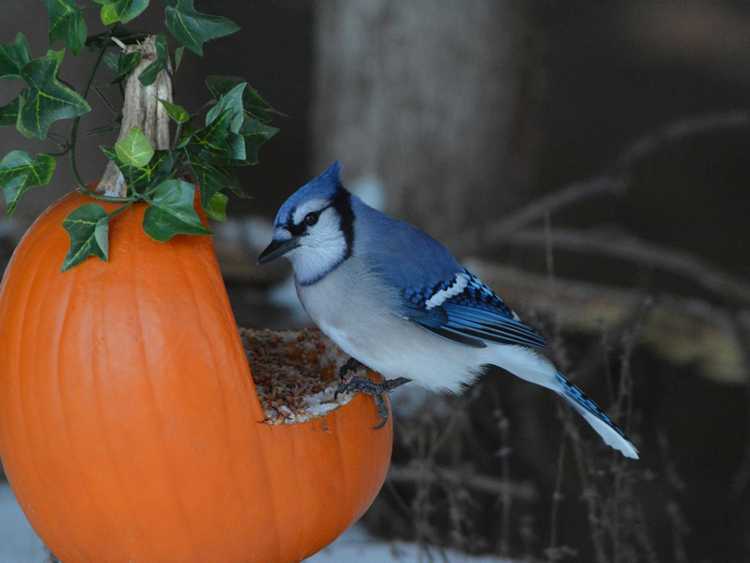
[138,34,168,87]
[206,75,281,123]
[102,146,175,193]
[189,109,233,159]
[204,82,248,160]
[0,150,56,215]
[0,33,32,80]
[164,0,240,56]
[174,45,185,72]
[204,191,227,222]
[0,98,19,127]
[143,179,210,241]
[187,158,232,207]
[103,51,119,72]
[42,0,87,56]
[115,127,155,168]
[16,49,91,140]
[159,99,189,123]
[240,118,279,165]
[62,204,109,271]
[206,82,246,133]
[93,0,149,25]
[109,51,142,83]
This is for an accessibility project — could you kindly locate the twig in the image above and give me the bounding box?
[506,227,750,305]
[454,176,624,254]
[612,110,750,174]
[69,45,108,189]
[546,441,567,561]
[729,314,750,497]
[455,110,750,255]
[387,464,538,501]
[465,260,750,383]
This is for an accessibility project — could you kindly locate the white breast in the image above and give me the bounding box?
[295,258,486,392]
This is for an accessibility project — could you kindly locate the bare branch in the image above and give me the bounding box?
[464,260,750,384]
[506,227,750,305]
[388,463,538,502]
[613,110,750,173]
[455,110,750,255]
[454,176,625,253]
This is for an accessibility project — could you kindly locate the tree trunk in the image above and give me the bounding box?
[312,0,539,240]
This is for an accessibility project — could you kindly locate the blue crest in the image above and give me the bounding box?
[274,161,343,227]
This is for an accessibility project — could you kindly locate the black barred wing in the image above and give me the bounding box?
[401,270,546,350]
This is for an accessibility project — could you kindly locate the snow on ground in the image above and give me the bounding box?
[0,484,48,563]
[308,525,513,562]
[1,483,512,563]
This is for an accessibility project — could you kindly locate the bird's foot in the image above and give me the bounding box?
[337,356,365,383]
[335,375,411,429]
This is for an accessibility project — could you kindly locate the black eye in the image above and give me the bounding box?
[303,212,319,227]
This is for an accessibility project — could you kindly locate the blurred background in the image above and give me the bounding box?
[1,1,750,561]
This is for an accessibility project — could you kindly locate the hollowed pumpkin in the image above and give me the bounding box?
[0,192,392,562]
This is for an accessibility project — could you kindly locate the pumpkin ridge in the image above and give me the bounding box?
[169,239,261,552]
[53,263,112,560]
[93,266,149,557]
[130,243,200,560]
[330,410,355,536]
[289,424,309,561]
[259,428,287,563]
[15,236,63,542]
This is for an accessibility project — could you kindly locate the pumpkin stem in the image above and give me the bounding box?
[96,35,173,198]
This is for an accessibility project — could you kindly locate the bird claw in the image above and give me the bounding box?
[335,375,411,429]
[337,356,365,383]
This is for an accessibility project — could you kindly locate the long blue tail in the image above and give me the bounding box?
[555,373,639,459]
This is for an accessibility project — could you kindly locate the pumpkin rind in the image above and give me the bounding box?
[0,192,392,563]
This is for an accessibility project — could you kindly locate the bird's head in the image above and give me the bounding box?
[259,161,354,285]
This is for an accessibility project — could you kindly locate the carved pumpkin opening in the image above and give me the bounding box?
[240,327,360,424]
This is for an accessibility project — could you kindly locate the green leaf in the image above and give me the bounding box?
[0,98,20,127]
[138,34,168,86]
[110,51,142,83]
[42,0,87,55]
[0,150,56,215]
[102,147,174,193]
[188,109,234,159]
[93,0,149,25]
[0,33,32,80]
[206,75,281,123]
[62,204,109,271]
[16,49,91,139]
[204,191,227,222]
[188,158,230,206]
[115,127,154,168]
[206,82,246,133]
[165,0,240,56]
[103,51,119,72]
[159,98,189,123]
[174,45,185,72]
[143,179,210,241]
[240,118,279,165]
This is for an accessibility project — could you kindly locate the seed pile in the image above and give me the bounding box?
[240,327,361,424]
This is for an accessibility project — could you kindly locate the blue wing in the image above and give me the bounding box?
[401,270,546,350]
[350,197,545,350]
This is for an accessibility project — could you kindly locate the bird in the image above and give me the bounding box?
[258,162,639,459]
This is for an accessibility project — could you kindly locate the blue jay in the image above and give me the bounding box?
[259,162,639,459]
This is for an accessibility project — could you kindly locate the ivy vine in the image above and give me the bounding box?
[0,1,280,270]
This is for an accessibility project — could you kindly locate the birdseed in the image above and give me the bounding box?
[239,327,361,425]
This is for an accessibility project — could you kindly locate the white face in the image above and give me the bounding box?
[279,199,349,285]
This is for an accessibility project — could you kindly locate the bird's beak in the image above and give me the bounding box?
[258,237,300,264]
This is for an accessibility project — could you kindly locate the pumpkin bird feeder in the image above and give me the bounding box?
[0,34,392,563]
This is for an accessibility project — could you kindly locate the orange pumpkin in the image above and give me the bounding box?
[0,192,392,562]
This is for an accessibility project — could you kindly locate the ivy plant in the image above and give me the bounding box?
[0,1,279,270]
